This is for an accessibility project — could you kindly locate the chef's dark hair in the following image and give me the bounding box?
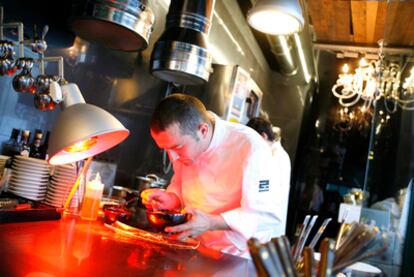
[150,93,210,138]
[246,117,275,142]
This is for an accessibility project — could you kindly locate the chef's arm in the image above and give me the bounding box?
[206,213,230,231]
[165,208,230,237]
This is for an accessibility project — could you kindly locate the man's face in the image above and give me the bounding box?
[150,123,205,166]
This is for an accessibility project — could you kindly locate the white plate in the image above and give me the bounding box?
[55,163,76,169]
[11,173,49,182]
[55,166,77,174]
[11,167,50,177]
[9,177,49,186]
[14,155,49,165]
[50,179,74,187]
[46,195,67,203]
[12,161,50,171]
[0,155,10,160]
[7,187,46,194]
[53,171,77,179]
[11,169,49,180]
[48,182,70,191]
[9,185,47,193]
[44,199,64,207]
[9,184,48,192]
[48,186,70,194]
[46,192,66,200]
[52,176,77,184]
[8,183,48,191]
[8,189,46,201]
[47,186,69,195]
[45,194,66,202]
[46,193,68,201]
[12,161,50,172]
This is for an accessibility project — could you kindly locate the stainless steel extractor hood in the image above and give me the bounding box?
[150,0,215,86]
[69,0,155,51]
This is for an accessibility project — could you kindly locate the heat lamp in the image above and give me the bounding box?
[47,83,129,165]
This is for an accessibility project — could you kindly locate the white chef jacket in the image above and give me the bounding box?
[270,140,291,236]
[167,115,288,258]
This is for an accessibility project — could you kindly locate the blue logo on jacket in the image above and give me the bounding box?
[259,180,269,192]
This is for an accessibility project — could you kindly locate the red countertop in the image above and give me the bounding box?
[0,216,255,277]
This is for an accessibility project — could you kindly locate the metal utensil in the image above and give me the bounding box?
[248,238,269,277]
[258,243,282,276]
[273,237,298,277]
[295,215,318,262]
[280,236,298,277]
[265,241,286,276]
[292,215,311,260]
[309,218,332,250]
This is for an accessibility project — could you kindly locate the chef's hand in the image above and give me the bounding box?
[165,208,230,240]
[140,188,181,211]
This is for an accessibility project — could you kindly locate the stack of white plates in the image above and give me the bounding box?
[0,155,10,176]
[8,156,50,201]
[45,164,78,207]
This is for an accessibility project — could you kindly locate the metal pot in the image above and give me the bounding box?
[135,173,167,193]
[69,0,155,51]
[109,185,140,208]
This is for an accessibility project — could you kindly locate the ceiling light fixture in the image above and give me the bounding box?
[247,0,304,35]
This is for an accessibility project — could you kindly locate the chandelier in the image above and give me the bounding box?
[332,40,414,112]
[333,106,373,134]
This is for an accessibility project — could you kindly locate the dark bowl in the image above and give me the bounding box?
[146,209,188,232]
[103,206,132,224]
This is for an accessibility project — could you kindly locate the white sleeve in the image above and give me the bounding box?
[220,143,288,243]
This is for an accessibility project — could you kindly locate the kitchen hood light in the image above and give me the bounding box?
[247,0,304,35]
[48,83,129,165]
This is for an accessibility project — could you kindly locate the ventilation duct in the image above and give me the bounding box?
[266,35,298,76]
[150,0,215,85]
[69,0,155,51]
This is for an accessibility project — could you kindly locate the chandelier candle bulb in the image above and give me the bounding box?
[80,173,104,221]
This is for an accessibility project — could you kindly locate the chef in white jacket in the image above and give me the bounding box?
[141,94,287,258]
[247,117,291,238]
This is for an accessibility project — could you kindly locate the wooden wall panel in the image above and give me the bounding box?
[373,2,387,44]
[305,0,414,47]
[332,1,351,42]
[307,0,330,41]
[366,2,379,44]
[350,1,367,43]
[397,2,414,46]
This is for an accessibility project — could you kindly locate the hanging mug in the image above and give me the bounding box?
[12,69,36,93]
[0,40,16,76]
[34,93,56,111]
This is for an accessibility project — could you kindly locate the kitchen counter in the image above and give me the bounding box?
[0,215,255,276]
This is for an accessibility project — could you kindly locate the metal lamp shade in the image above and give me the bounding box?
[48,103,129,165]
[69,0,155,51]
[247,0,304,35]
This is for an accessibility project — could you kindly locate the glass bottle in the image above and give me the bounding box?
[29,129,43,159]
[1,128,21,156]
[19,130,31,157]
[39,131,50,160]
